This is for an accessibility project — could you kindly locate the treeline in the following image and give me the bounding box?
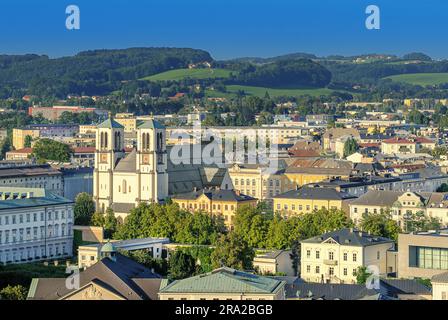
[0,47,212,98]
[229,59,332,88]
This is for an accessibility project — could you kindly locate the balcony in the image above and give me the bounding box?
[323,259,338,266]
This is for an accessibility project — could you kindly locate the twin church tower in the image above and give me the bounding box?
[93,118,169,219]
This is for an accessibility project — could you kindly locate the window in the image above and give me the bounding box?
[306,265,311,273]
[329,251,334,260]
[377,251,380,260]
[315,266,320,274]
[316,251,320,259]
[329,267,334,276]
[353,253,357,262]
[343,268,348,276]
[306,250,311,259]
[343,252,348,261]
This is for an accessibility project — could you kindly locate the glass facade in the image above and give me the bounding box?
[416,247,448,270]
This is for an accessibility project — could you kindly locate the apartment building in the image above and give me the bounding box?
[0,187,74,264]
[28,105,108,122]
[300,228,395,284]
[349,190,448,228]
[13,124,79,149]
[172,188,257,230]
[381,137,436,155]
[273,186,356,217]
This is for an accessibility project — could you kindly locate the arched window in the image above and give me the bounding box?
[104,132,108,149]
[142,133,147,151]
[100,132,104,149]
[145,133,150,150]
[122,180,127,194]
[117,132,121,150]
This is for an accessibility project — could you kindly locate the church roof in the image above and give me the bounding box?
[137,119,165,130]
[97,118,124,129]
[114,149,137,172]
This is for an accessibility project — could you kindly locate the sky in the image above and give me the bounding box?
[0,0,446,60]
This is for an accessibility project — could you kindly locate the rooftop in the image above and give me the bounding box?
[301,228,394,247]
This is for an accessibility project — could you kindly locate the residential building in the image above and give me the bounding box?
[172,188,257,229]
[349,190,448,228]
[273,186,356,217]
[381,137,436,155]
[13,124,79,149]
[398,230,448,279]
[228,163,287,201]
[28,243,161,300]
[322,128,360,152]
[0,187,74,264]
[158,267,286,300]
[253,250,295,276]
[300,228,395,284]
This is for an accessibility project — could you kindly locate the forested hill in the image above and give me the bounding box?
[0,47,212,97]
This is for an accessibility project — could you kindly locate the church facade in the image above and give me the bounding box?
[93,119,169,219]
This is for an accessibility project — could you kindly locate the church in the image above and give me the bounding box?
[93,118,169,219]
[93,118,233,219]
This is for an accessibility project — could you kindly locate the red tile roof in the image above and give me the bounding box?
[9,148,33,154]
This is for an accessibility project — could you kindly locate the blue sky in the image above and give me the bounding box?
[0,0,446,60]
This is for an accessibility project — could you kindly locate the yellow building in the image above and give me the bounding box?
[12,128,40,149]
[172,188,257,229]
[301,228,395,284]
[228,163,289,201]
[284,166,352,190]
[115,114,138,133]
[273,186,356,217]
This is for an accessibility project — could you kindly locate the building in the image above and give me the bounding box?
[381,137,436,155]
[13,124,79,149]
[93,118,168,218]
[0,129,7,142]
[5,148,33,161]
[431,272,448,300]
[398,230,448,279]
[0,187,74,264]
[60,167,94,201]
[78,237,170,268]
[322,128,360,152]
[172,188,257,229]
[0,164,63,196]
[349,190,448,228]
[158,267,286,300]
[228,163,287,201]
[28,243,161,300]
[28,105,108,122]
[273,186,356,217]
[253,250,295,276]
[300,228,395,284]
[71,147,95,167]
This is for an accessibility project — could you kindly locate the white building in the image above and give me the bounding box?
[0,187,74,264]
[93,119,168,219]
[300,228,395,284]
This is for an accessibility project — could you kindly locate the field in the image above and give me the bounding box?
[384,73,448,86]
[142,68,234,81]
[225,85,336,98]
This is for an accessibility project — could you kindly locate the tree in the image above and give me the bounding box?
[32,138,72,162]
[211,233,254,270]
[355,266,371,285]
[404,211,442,233]
[168,250,197,280]
[74,192,95,225]
[0,137,11,160]
[360,211,401,241]
[437,183,448,192]
[0,285,28,300]
[91,208,118,239]
[24,135,32,148]
[343,137,359,158]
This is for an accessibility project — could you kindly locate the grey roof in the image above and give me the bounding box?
[273,186,356,201]
[301,228,394,247]
[137,119,165,130]
[256,250,289,260]
[172,188,256,202]
[288,282,379,300]
[97,118,124,129]
[285,167,353,176]
[28,253,161,300]
[349,190,403,207]
[432,272,448,283]
[0,192,73,211]
[159,267,285,294]
[0,164,61,179]
[380,279,431,295]
[114,149,137,172]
